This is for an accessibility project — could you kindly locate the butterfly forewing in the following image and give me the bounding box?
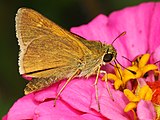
[16,8,92,78]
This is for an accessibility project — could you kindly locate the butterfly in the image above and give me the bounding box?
[16,8,125,111]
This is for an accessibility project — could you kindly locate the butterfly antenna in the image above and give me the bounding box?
[111,31,126,45]
[115,59,136,74]
[122,56,132,63]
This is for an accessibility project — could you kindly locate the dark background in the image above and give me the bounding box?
[0,0,158,117]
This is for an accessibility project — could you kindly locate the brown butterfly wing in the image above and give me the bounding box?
[16,8,92,78]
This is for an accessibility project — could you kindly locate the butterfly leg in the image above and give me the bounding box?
[54,69,81,106]
[103,73,114,100]
[94,65,101,112]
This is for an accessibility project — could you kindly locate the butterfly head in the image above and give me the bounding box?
[103,45,117,63]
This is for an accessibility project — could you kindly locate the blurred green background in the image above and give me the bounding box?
[0,0,158,117]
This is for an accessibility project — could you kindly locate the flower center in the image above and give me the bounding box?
[102,53,160,118]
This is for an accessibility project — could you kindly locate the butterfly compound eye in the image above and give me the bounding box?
[103,54,113,62]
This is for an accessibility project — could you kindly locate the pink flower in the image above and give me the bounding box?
[3,78,134,120]
[137,100,156,120]
[3,2,160,120]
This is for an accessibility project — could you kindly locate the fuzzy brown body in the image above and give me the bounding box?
[16,8,117,95]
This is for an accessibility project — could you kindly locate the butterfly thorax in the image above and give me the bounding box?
[77,40,117,77]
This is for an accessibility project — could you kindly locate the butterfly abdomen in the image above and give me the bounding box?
[24,77,57,95]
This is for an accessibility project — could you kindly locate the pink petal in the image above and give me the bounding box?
[108,2,158,59]
[148,3,160,52]
[59,77,95,113]
[137,100,156,120]
[91,88,134,120]
[152,45,160,69]
[7,94,38,120]
[145,71,155,82]
[2,115,7,120]
[34,100,85,120]
[22,74,32,80]
[137,78,147,86]
[34,82,59,102]
[81,114,105,120]
[71,14,110,43]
